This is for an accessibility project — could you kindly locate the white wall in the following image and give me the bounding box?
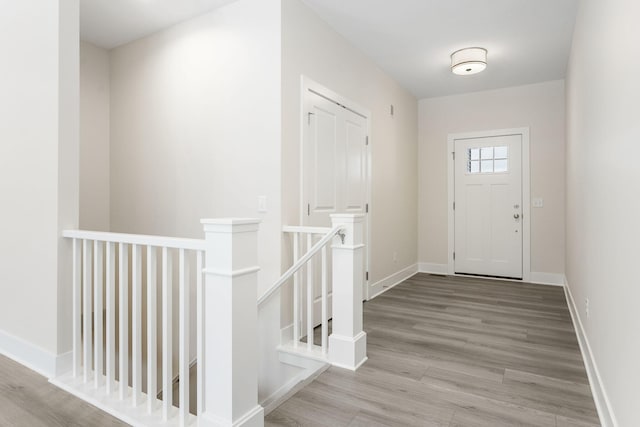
[565,0,640,424]
[281,0,419,298]
[419,80,566,278]
[0,0,79,376]
[109,0,282,293]
[108,0,293,403]
[80,41,110,231]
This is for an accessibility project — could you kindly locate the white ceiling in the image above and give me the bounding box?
[80,0,579,99]
[80,0,237,49]
[300,0,579,98]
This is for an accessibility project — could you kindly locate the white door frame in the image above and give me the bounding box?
[300,76,372,300]
[447,127,531,282]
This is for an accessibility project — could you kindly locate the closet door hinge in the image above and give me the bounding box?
[453,252,456,261]
[366,271,369,281]
[307,203,310,216]
[366,203,369,213]
[366,136,369,146]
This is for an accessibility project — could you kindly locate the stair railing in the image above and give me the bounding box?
[259,214,368,370]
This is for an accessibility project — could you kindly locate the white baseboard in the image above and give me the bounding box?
[260,337,330,415]
[530,272,565,286]
[418,263,565,287]
[418,262,448,275]
[0,329,71,379]
[564,279,617,427]
[368,263,418,299]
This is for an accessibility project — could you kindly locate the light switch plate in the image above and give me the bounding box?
[532,198,544,208]
[258,196,267,213]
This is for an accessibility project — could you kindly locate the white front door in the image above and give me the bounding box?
[454,134,523,279]
[302,88,369,329]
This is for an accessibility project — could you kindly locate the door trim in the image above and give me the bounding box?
[447,127,531,282]
[300,76,372,300]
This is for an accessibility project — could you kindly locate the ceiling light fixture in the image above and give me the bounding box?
[450,47,487,75]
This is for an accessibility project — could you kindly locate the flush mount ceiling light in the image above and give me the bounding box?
[451,47,487,75]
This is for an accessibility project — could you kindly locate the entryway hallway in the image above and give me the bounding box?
[266,274,599,426]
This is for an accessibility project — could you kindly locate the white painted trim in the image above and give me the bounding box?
[0,329,71,378]
[368,263,418,299]
[300,76,372,301]
[447,127,531,281]
[529,272,565,286]
[52,372,196,427]
[262,339,331,414]
[564,279,617,427]
[62,229,205,251]
[418,262,448,275]
[417,265,565,287]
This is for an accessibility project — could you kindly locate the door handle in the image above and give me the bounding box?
[513,213,520,219]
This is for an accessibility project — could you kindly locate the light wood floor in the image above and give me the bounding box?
[0,273,599,426]
[266,273,600,427]
[0,355,126,426]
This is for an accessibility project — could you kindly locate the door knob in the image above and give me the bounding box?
[514,213,520,219]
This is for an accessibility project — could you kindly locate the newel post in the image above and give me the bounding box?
[329,214,368,370]
[200,219,264,427]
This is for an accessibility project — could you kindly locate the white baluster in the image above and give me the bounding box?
[132,244,142,406]
[94,240,104,388]
[106,242,116,394]
[293,233,299,348]
[162,247,173,421]
[147,246,157,413]
[72,239,81,378]
[118,243,129,400]
[179,249,190,426]
[196,250,204,417]
[321,245,328,355]
[307,234,314,350]
[83,240,93,383]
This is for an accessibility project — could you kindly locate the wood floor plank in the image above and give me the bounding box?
[0,354,126,427]
[266,273,600,426]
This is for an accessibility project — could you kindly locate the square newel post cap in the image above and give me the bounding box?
[330,214,365,223]
[200,218,261,233]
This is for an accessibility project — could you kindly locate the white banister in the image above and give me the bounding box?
[57,216,367,427]
[118,242,129,401]
[200,218,264,427]
[293,234,300,347]
[306,234,314,351]
[146,245,157,413]
[329,214,368,370]
[258,224,343,306]
[178,248,190,426]
[321,245,328,354]
[94,240,104,388]
[105,242,116,395]
[161,246,172,421]
[62,229,205,251]
[132,244,142,406]
[82,239,92,383]
[72,239,81,378]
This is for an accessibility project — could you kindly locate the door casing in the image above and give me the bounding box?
[447,128,531,282]
[300,76,372,300]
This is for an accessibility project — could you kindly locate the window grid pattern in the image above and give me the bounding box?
[467,146,508,174]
